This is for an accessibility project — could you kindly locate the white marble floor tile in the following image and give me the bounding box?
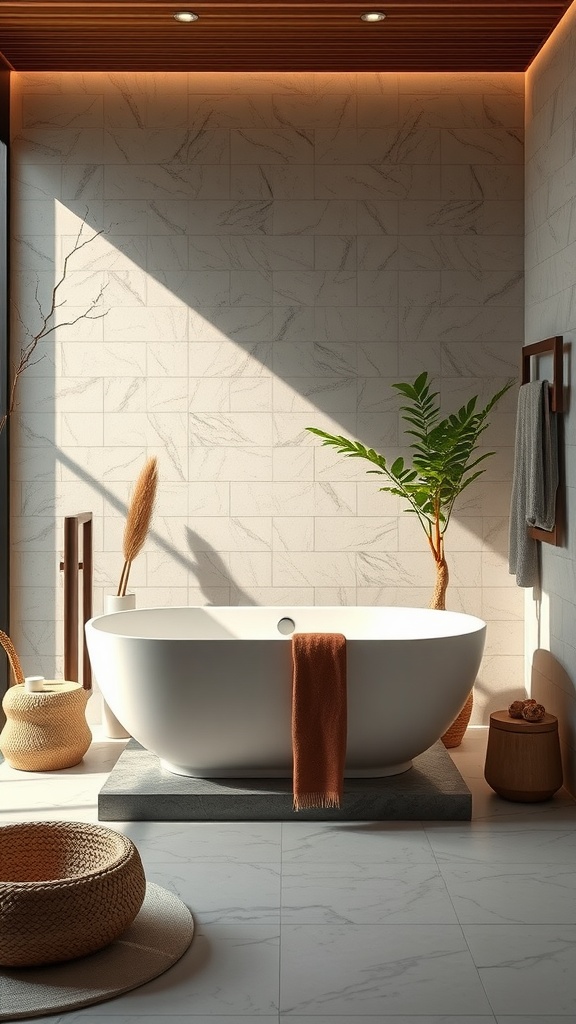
[472,800,576,824]
[464,924,576,1015]
[281,861,458,924]
[280,924,492,1015]
[68,925,280,1016]
[74,738,129,773]
[427,798,576,830]
[448,731,490,781]
[144,860,281,924]
[281,820,435,864]
[0,777,103,823]
[450,756,488,780]
[6,729,576,1023]
[494,1018,576,1023]
[0,733,123,824]
[116,819,283,863]
[467,778,576,823]
[441,861,576,924]
[35,1016,279,1023]
[451,728,489,754]
[280,1018,497,1024]
[425,824,576,864]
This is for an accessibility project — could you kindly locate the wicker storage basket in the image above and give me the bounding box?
[0,682,92,770]
[441,690,474,749]
[0,629,92,771]
[0,821,146,967]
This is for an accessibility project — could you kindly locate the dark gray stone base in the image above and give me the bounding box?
[98,740,471,821]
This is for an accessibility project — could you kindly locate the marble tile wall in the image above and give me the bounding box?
[525,3,576,793]
[9,70,525,723]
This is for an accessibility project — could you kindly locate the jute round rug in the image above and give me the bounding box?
[0,883,194,1021]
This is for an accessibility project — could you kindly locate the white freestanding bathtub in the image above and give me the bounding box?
[85,605,486,778]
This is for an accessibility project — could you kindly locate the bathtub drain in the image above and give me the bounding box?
[277,617,296,635]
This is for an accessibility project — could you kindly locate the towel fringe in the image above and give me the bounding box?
[292,792,341,811]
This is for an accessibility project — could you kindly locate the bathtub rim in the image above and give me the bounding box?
[85,604,487,643]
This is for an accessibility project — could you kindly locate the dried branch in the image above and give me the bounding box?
[0,213,108,436]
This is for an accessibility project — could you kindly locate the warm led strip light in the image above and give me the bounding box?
[173,11,199,22]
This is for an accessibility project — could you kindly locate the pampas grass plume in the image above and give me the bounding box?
[117,456,158,597]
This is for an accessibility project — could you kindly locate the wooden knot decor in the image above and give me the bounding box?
[508,700,525,719]
[508,698,546,722]
[522,702,546,722]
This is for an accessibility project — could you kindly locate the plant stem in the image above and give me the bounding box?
[117,561,130,598]
[430,556,449,610]
[434,500,442,560]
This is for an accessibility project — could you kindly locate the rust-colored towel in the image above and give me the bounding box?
[291,632,347,811]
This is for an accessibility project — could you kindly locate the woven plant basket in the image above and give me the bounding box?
[0,629,91,771]
[441,690,474,749]
[1,683,92,770]
[0,821,146,967]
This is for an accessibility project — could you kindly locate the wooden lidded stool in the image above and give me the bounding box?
[484,710,563,802]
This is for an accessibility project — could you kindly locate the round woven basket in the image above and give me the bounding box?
[0,629,92,771]
[0,821,146,967]
[0,682,92,771]
[441,690,474,749]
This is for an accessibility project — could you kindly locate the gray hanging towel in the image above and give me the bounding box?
[509,380,558,587]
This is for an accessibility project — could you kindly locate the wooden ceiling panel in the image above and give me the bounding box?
[0,0,571,71]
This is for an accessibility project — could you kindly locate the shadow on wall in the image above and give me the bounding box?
[56,450,249,607]
[531,648,576,799]
[185,527,255,606]
[472,671,525,724]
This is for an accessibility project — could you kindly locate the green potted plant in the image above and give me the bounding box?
[308,371,512,610]
[308,371,513,745]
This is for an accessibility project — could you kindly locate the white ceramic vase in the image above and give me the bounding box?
[101,593,135,739]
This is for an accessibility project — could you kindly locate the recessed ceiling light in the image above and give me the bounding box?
[360,11,387,21]
[173,11,199,22]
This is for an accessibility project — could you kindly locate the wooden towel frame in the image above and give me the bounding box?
[520,336,563,545]
[59,512,93,689]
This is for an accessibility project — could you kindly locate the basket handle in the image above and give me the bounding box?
[0,630,25,686]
